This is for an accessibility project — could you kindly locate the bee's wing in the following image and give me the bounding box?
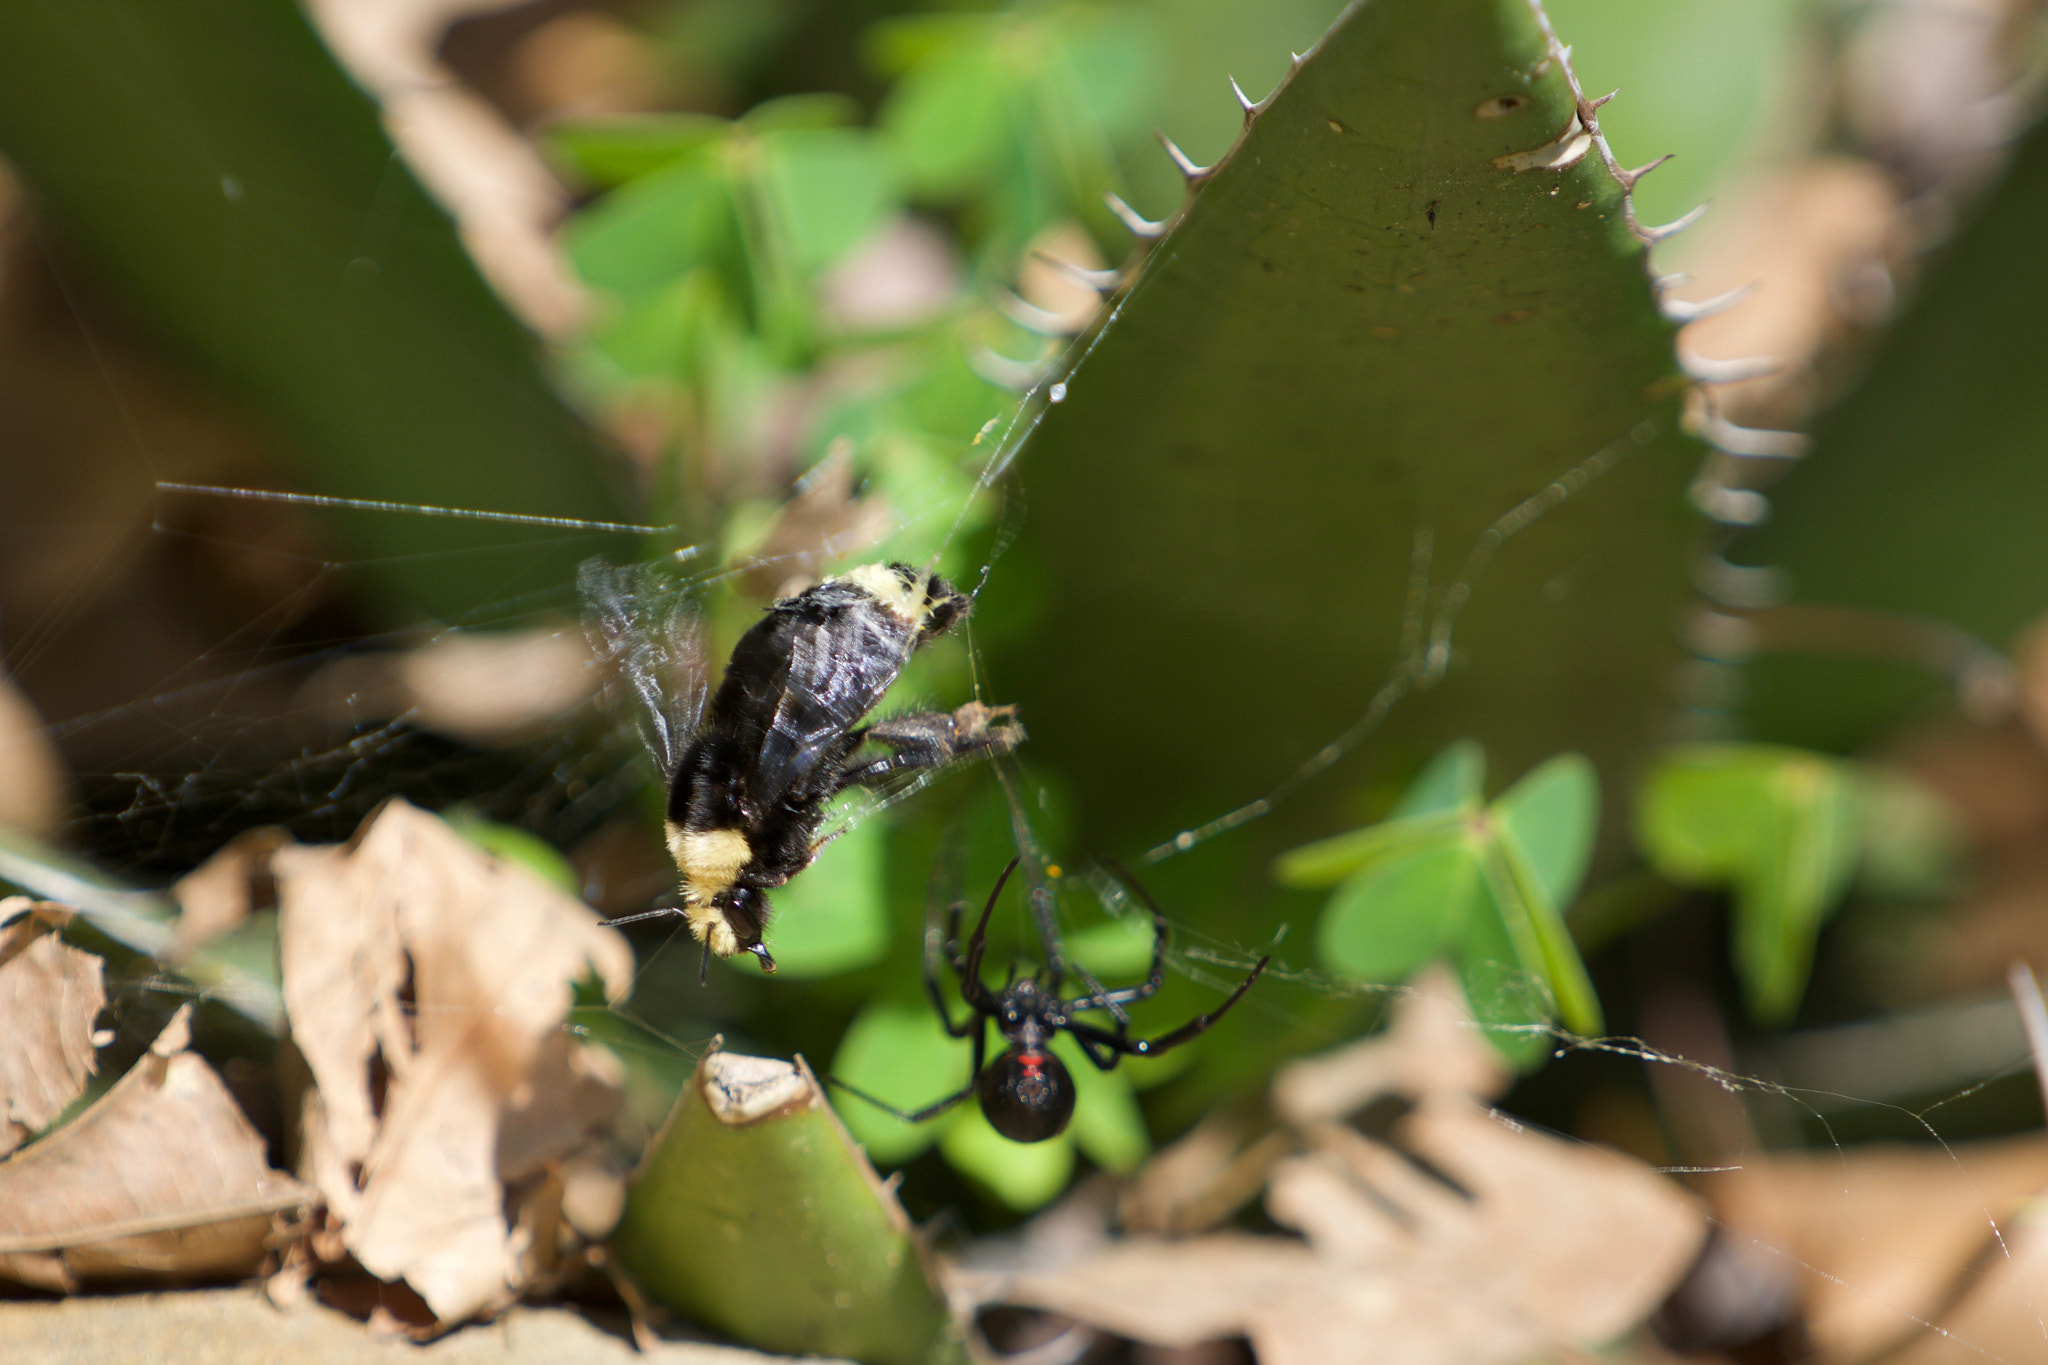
[579,558,708,780]
[750,620,902,804]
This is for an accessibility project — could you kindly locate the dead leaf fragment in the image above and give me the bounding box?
[277,798,632,1326]
[170,826,292,959]
[302,0,588,335]
[968,976,1705,1365]
[296,625,598,746]
[0,665,68,840]
[1703,1137,2048,1360]
[988,1234,1317,1348]
[0,900,103,1157]
[1266,1097,1704,1358]
[1273,966,1512,1122]
[734,440,895,602]
[0,1005,309,1292]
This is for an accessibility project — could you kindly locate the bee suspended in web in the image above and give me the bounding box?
[582,558,1024,975]
[830,855,1270,1142]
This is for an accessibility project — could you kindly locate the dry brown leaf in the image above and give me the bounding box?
[506,11,671,119]
[1662,158,1900,428]
[296,625,598,747]
[302,0,587,335]
[984,1234,1319,1348]
[0,1283,841,1364]
[277,798,632,1326]
[170,826,291,959]
[0,1005,309,1292]
[819,217,962,335]
[1889,712,2048,995]
[1702,1136,2048,1360]
[1880,1211,2048,1365]
[0,900,104,1158]
[1274,966,1512,1123]
[0,665,67,839]
[733,439,896,603]
[969,975,1704,1364]
[1117,1113,1297,1236]
[1120,970,1508,1237]
[1264,1098,1703,1361]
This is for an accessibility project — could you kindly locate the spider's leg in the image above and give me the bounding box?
[1068,909,1170,1014]
[1093,859,1171,1009]
[1070,955,1273,1060]
[924,944,981,1040]
[1032,877,1130,1027]
[831,969,997,1126]
[826,1073,978,1126]
[958,857,1019,1011]
[1059,1015,1128,1073]
[922,842,978,1036]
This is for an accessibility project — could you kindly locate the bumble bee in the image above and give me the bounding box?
[584,560,1023,973]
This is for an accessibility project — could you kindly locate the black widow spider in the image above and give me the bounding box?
[832,858,1271,1143]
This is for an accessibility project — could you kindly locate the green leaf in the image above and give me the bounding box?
[1451,899,1554,1071]
[1734,758,1860,1024]
[1315,837,1483,981]
[566,155,735,301]
[1491,752,1599,907]
[1273,808,1465,889]
[992,0,1705,871]
[0,0,630,627]
[760,818,890,978]
[613,1049,961,1365]
[743,92,863,134]
[939,1106,1076,1211]
[1057,1032,1150,1176]
[1636,744,1862,1022]
[1636,744,1791,879]
[1394,740,1489,819]
[755,128,900,273]
[547,114,729,188]
[1729,108,2048,750]
[879,24,1011,197]
[1277,739,1484,887]
[1483,810,1602,1036]
[1064,908,1159,980]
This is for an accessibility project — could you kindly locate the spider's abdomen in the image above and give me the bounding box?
[978,1049,1075,1143]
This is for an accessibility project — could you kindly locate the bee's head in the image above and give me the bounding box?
[716,884,777,974]
[914,571,970,641]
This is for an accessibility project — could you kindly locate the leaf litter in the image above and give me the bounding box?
[1,798,636,1337]
[0,1001,306,1293]
[948,969,1708,1364]
[277,797,633,1329]
[0,901,104,1158]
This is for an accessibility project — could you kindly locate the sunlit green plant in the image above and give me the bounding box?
[1276,742,1602,1067]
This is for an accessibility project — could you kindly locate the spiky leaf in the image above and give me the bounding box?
[995,0,1704,890]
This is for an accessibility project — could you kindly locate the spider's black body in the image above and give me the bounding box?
[838,860,1270,1143]
[586,560,1022,973]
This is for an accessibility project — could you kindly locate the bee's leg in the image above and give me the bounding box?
[830,702,1025,794]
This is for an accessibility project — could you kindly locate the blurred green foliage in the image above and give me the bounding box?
[1279,743,1603,1065]
[0,0,631,625]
